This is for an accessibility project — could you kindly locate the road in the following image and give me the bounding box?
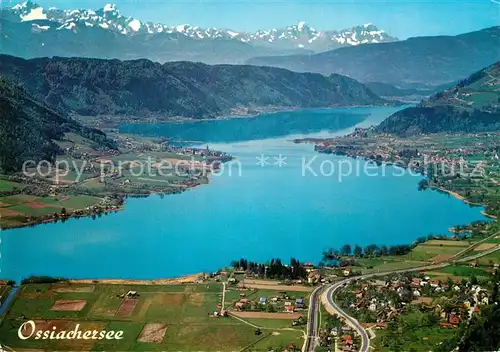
[221,282,227,312]
[304,234,500,352]
[451,231,500,260]
[322,264,447,352]
[303,285,323,352]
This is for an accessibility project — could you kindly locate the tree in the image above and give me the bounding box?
[446,277,454,290]
[341,244,352,256]
[364,244,379,257]
[354,245,363,257]
[379,245,389,256]
[459,304,500,351]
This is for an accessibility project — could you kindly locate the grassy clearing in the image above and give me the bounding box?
[361,260,428,274]
[372,326,457,352]
[469,250,500,266]
[41,195,102,209]
[357,244,465,267]
[0,179,24,191]
[249,329,304,352]
[356,255,428,274]
[414,244,464,256]
[425,265,492,281]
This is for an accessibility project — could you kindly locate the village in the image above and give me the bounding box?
[0,230,499,352]
[315,264,498,352]
[0,132,233,229]
[309,128,500,175]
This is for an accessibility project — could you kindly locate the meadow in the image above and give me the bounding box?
[0,194,102,228]
[0,282,306,351]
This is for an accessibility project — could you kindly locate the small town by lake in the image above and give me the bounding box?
[0,107,487,282]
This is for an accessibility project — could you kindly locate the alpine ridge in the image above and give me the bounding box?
[3,1,396,54]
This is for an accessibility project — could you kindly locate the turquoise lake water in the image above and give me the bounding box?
[0,107,487,281]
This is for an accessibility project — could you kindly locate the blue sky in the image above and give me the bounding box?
[9,0,500,38]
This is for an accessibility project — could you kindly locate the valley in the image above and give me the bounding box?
[0,1,499,350]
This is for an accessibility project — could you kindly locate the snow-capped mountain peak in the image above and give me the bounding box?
[297,21,307,31]
[12,0,47,21]
[103,3,117,12]
[6,2,398,50]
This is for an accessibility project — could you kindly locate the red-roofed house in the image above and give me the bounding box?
[354,290,363,299]
[449,313,461,325]
[343,335,354,351]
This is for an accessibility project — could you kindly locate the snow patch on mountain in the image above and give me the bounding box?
[7,2,398,51]
[176,24,188,32]
[21,7,47,21]
[103,3,117,12]
[128,19,141,31]
[31,23,50,31]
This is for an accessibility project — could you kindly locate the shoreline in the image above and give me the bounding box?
[89,103,398,129]
[2,115,496,284]
[0,173,214,231]
[436,187,487,208]
[298,134,494,222]
[67,272,204,285]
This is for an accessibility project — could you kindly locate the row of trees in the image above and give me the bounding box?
[230,257,308,280]
[322,229,475,263]
[322,243,412,262]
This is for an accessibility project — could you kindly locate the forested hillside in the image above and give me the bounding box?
[0,55,386,121]
[0,77,116,173]
[377,62,500,136]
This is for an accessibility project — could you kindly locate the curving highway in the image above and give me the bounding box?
[325,279,371,352]
[304,237,500,352]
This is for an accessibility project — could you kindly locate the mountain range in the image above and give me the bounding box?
[1,1,396,64]
[378,61,500,136]
[0,55,386,122]
[0,77,116,173]
[248,27,500,86]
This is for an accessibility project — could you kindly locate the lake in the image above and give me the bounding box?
[0,107,487,281]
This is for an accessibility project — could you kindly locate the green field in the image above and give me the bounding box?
[359,258,428,274]
[0,194,102,220]
[408,244,465,261]
[355,242,468,274]
[0,282,305,351]
[249,329,303,351]
[373,325,458,352]
[351,235,499,275]
[0,179,24,191]
[469,250,500,266]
